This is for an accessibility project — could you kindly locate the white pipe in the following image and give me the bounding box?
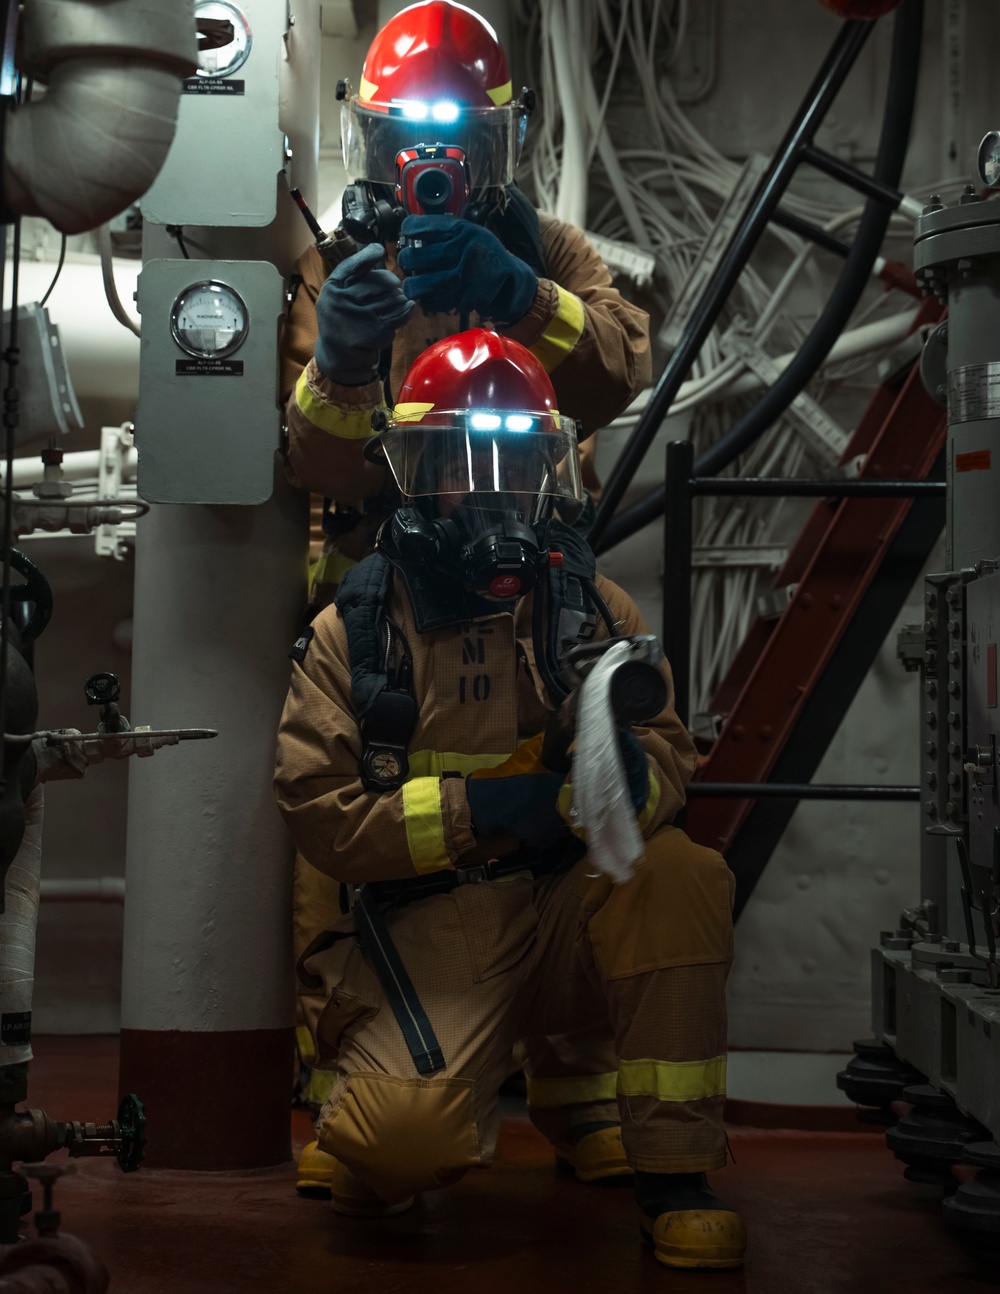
[8,447,137,487]
[39,877,125,904]
[4,1,197,235]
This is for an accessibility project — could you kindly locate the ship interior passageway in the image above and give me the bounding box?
[3,0,1000,1289]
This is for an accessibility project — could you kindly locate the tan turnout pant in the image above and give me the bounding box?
[302,826,735,1204]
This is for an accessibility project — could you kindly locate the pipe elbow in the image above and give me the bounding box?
[3,57,187,234]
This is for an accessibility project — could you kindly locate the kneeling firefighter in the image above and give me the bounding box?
[273,331,746,1272]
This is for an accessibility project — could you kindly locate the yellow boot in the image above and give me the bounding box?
[297,1141,414,1217]
[638,1173,746,1270]
[554,1125,633,1184]
[296,1140,337,1195]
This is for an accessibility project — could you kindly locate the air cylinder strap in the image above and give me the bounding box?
[353,884,446,1076]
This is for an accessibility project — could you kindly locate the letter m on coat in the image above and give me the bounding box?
[462,638,486,665]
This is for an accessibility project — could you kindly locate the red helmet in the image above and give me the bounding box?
[378,329,582,511]
[340,2,529,193]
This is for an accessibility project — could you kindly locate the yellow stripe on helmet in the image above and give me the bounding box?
[486,80,513,106]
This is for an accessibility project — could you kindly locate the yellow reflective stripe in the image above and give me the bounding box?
[526,1072,618,1109]
[487,80,513,105]
[408,750,510,777]
[530,285,586,374]
[393,402,435,423]
[306,1067,335,1108]
[359,75,378,102]
[637,767,661,832]
[401,776,451,874]
[617,1056,727,1103]
[295,368,383,439]
[309,551,356,592]
[295,1025,316,1064]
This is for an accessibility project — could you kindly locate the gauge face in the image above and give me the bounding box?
[977,132,1000,189]
[194,1,252,79]
[171,281,249,359]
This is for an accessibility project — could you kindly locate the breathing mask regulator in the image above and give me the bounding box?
[366,329,584,603]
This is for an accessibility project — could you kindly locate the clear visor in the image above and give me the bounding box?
[379,413,583,505]
[341,92,527,188]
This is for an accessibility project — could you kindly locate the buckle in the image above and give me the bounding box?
[455,863,492,886]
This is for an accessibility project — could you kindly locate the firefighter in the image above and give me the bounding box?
[274,331,746,1272]
[283,0,652,1173]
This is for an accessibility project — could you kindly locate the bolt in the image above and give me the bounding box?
[942,939,961,952]
[926,742,937,757]
[947,588,960,606]
[926,772,938,789]
[949,772,963,788]
[949,741,961,755]
[926,592,938,608]
[949,712,962,727]
[926,711,938,728]
[949,681,961,696]
[925,680,937,696]
[925,650,937,669]
[925,800,938,818]
[960,184,981,205]
[938,968,973,984]
[948,650,961,665]
[946,800,959,817]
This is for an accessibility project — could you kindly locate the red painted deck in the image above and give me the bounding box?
[20,1037,991,1294]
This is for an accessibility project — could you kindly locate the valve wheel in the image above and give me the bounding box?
[4,548,53,644]
[116,1094,146,1173]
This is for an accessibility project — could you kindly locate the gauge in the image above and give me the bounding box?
[194,1,252,79]
[977,132,1000,189]
[170,281,249,359]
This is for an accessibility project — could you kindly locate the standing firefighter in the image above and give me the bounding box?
[274,332,747,1272]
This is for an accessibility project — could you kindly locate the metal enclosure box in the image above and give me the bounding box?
[140,0,287,227]
[134,259,283,504]
[3,304,83,445]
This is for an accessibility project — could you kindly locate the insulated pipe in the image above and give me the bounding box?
[39,877,124,904]
[3,0,198,235]
[118,464,307,1171]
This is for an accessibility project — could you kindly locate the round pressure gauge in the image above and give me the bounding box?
[194,1,252,79]
[977,132,1000,189]
[171,281,249,359]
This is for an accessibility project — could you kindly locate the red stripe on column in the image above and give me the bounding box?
[956,450,991,473]
[119,1028,294,1170]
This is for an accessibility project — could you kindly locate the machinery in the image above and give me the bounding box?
[838,143,1000,1259]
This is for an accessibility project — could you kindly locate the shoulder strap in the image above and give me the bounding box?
[489,184,549,279]
[335,554,417,792]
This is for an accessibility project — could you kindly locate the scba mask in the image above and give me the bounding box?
[374,410,583,601]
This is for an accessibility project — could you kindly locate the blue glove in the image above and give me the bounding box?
[397,215,537,323]
[619,731,650,814]
[465,771,570,850]
[314,243,414,386]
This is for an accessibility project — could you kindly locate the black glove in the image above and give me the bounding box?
[619,731,650,813]
[313,242,414,386]
[397,215,537,323]
[465,771,570,850]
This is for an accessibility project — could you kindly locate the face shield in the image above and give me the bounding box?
[377,410,583,600]
[340,85,529,191]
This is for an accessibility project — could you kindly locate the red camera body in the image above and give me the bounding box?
[395,145,471,217]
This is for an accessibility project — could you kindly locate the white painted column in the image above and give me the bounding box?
[119,463,307,1169]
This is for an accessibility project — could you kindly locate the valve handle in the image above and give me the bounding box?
[3,548,53,645]
[84,672,121,707]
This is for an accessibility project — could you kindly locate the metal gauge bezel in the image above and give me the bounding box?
[194,0,253,79]
[170,280,249,360]
[977,131,1000,190]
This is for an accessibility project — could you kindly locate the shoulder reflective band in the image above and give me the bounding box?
[530,285,585,374]
[637,769,661,833]
[353,885,445,1076]
[295,367,386,439]
[617,1055,727,1103]
[525,1071,618,1108]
